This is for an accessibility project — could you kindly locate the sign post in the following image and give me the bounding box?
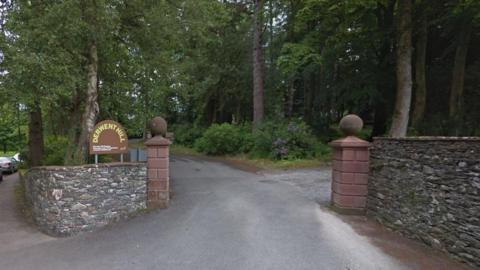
[89,120,129,163]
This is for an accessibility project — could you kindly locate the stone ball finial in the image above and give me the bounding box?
[150,117,167,137]
[339,114,363,136]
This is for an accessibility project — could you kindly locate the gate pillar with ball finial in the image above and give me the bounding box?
[329,114,371,214]
[145,117,171,209]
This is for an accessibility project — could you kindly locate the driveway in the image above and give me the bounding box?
[0,156,470,270]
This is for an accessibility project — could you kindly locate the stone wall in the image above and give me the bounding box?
[25,163,147,236]
[367,137,480,269]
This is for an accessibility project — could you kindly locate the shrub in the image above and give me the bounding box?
[251,120,324,160]
[194,123,248,155]
[313,141,332,160]
[171,123,205,147]
[43,136,69,166]
[193,121,329,160]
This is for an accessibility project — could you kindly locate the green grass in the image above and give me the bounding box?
[228,155,329,170]
[170,144,330,170]
[170,144,201,156]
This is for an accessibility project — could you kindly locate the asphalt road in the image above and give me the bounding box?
[0,157,468,270]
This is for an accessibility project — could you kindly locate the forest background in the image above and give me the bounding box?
[0,0,479,166]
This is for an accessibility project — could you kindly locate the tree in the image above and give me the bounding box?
[389,0,413,137]
[1,0,480,168]
[28,101,44,166]
[68,0,100,164]
[372,0,396,137]
[448,17,472,130]
[252,0,264,127]
[412,0,428,128]
[0,120,15,153]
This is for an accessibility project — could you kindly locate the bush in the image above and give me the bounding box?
[194,123,249,155]
[192,120,329,161]
[251,120,325,160]
[43,136,69,166]
[171,123,205,147]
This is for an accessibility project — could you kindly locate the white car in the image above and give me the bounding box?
[13,153,21,162]
[0,157,18,174]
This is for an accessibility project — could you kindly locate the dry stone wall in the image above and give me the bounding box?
[367,137,480,269]
[25,163,147,236]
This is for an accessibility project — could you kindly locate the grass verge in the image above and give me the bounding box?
[230,156,330,170]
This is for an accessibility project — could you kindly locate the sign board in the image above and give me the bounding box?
[89,120,128,155]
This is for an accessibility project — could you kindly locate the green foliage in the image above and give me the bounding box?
[19,135,69,167]
[194,123,250,155]
[171,123,206,148]
[43,136,69,166]
[189,120,330,160]
[0,104,26,153]
[1,0,479,166]
[277,43,321,77]
[0,124,15,152]
[251,120,327,160]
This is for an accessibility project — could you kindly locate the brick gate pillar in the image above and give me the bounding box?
[145,136,171,209]
[329,115,370,214]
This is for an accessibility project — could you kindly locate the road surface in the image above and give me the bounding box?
[0,156,470,270]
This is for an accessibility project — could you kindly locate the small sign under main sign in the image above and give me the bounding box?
[89,120,128,155]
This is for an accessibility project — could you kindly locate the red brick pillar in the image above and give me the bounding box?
[145,136,171,209]
[329,136,370,214]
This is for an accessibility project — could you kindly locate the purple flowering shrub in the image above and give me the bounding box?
[252,120,325,160]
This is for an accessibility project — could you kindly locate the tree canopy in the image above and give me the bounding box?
[0,0,479,165]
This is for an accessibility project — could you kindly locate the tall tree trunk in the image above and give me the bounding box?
[389,0,413,137]
[304,72,315,125]
[64,87,83,164]
[72,42,99,164]
[16,102,22,152]
[143,85,150,139]
[28,101,44,167]
[412,2,427,128]
[269,0,274,67]
[449,18,472,129]
[286,80,295,118]
[253,0,264,127]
